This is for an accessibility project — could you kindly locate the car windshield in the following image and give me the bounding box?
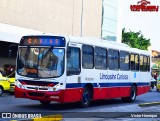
[17,47,65,78]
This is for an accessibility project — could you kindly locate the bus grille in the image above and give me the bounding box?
[20,80,58,86]
[28,92,45,97]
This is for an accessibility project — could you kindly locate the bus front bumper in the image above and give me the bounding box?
[14,86,65,103]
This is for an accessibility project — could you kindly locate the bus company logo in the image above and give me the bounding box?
[35,86,38,91]
[130,0,159,12]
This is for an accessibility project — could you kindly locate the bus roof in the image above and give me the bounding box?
[68,36,150,55]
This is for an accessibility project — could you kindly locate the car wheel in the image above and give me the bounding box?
[0,87,3,96]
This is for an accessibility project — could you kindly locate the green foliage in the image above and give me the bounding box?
[157,62,160,68]
[122,28,151,50]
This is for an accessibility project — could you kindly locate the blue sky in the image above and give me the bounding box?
[121,0,160,51]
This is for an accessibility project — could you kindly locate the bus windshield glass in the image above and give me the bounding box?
[17,47,65,78]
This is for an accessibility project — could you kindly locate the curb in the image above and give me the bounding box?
[11,114,63,121]
[139,102,160,107]
[33,114,62,121]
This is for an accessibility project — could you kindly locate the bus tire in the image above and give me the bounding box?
[121,85,136,102]
[39,100,51,105]
[80,87,91,108]
[157,89,159,92]
[0,87,3,96]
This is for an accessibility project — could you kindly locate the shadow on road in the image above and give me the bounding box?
[16,98,141,112]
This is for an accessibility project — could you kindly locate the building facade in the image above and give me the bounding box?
[0,0,122,68]
[0,0,102,37]
[152,50,160,58]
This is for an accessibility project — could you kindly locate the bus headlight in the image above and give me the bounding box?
[53,84,60,91]
[15,80,25,89]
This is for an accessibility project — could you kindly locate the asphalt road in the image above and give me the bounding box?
[0,88,160,120]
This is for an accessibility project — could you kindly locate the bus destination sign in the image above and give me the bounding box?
[20,36,65,47]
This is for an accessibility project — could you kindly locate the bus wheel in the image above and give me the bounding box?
[80,87,91,108]
[0,87,3,96]
[39,100,51,105]
[121,85,136,102]
[157,89,159,92]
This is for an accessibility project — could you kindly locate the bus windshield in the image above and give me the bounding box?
[17,47,65,78]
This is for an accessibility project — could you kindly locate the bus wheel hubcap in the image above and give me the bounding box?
[83,91,89,104]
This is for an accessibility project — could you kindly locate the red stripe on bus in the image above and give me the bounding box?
[15,86,150,103]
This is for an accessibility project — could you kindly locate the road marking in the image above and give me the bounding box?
[33,114,62,121]
[139,102,160,107]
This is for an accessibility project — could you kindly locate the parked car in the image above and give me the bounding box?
[8,77,15,94]
[0,74,10,96]
[3,65,15,94]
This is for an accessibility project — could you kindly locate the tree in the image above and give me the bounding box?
[122,28,151,50]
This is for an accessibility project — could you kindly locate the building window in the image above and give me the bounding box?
[102,0,119,41]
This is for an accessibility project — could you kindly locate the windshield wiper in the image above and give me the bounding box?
[42,47,53,58]
[40,47,53,65]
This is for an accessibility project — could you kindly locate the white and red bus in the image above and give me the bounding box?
[15,35,151,107]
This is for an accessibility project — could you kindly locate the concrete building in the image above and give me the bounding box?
[0,0,122,68]
[0,0,102,37]
[152,50,160,58]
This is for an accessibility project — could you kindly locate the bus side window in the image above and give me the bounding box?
[135,54,139,71]
[143,55,148,72]
[130,54,135,71]
[147,56,150,71]
[67,47,81,76]
[140,55,144,71]
[82,45,94,69]
[120,51,129,71]
[108,49,119,70]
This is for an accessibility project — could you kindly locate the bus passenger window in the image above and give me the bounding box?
[140,55,144,71]
[108,49,119,70]
[95,47,107,69]
[135,54,139,71]
[143,56,147,72]
[120,51,129,71]
[82,45,94,69]
[67,47,80,75]
[130,54,135,71]
[147,56,150,71]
